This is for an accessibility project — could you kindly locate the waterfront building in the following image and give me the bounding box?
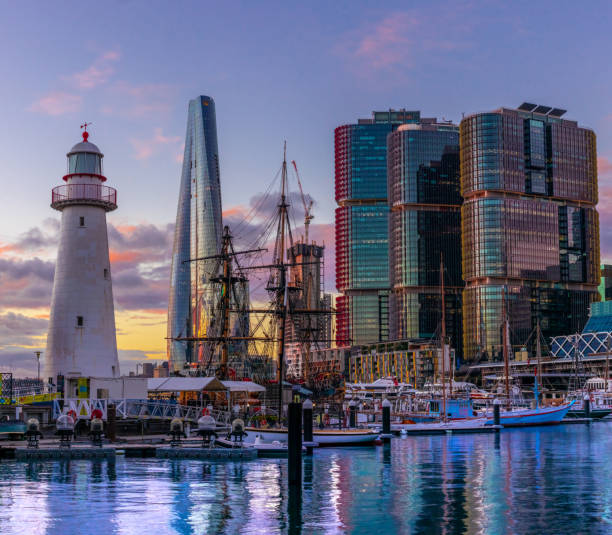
[598,264,612,301]
[45,129,119,381]
[167,96,224,372]
[347,340,449,389]
[387,118,462,357]
[461,104,600,362]
[335,110,423,346]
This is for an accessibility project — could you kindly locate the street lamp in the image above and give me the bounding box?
[34,351,41,382]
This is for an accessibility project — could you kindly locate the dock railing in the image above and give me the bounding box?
[56,398,232,426]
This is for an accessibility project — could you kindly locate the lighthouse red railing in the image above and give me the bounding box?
[52,184,117,206]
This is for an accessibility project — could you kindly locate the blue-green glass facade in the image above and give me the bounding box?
[387,123,462,356]
[335,112,421,345]
[461,106,600,362]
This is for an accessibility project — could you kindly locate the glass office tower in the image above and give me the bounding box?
[167,96,223,371]
[335,110,422,346]
[461,104,600,362]
[387,120,462,358]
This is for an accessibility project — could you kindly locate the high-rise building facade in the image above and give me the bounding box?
[387,120,462,357]
[461,104,600,362]
[335,110,422,346]
[167,96,223,371]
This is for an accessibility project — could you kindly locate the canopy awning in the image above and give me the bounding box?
[147,377,227,392]
[221,380,266,393]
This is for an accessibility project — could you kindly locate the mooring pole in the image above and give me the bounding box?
[302,399,314,455]
[583,393,591,420]
[349,400,356,428]
[288,401,302,486]
[381,398,392,443]
[107,404,117,442]
[493,398,501,429]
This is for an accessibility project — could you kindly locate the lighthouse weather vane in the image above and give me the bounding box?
[80,122,92,141]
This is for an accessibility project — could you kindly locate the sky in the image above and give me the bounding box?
[1,0,611,377]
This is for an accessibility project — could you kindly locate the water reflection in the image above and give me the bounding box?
[0,424,611,533]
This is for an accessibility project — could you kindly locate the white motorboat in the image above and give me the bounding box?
[244,427,379,446]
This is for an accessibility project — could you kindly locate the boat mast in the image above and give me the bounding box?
[502,288,510,408]
[273,143,290,419]
[536,319,542,394]
[219,226,232,379]
[440,254,447,422]
[606,334,611,393]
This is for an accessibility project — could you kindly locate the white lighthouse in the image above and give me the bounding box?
[44,127,120,382]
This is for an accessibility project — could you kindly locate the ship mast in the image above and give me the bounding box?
[440,254,447,422]
[502,288,511,408]
[266,142,293,419]
[536,319,542,393]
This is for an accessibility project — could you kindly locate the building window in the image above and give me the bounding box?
[79,216,85,227]
[104,268,109,279]
[76,316,84,327]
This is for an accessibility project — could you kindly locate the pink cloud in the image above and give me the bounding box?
[130,127,181,160]
[598,156,612,177]
[105,81,176,117]
[28,92,82,116]
[66,50,121,89]
[335,8,473,78]
[353,13,417,69]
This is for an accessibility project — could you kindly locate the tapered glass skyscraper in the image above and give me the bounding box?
[168,96,223,371]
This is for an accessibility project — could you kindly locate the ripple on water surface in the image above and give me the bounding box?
[0,424,611,534]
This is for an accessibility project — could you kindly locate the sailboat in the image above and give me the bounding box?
[482,293,575,427]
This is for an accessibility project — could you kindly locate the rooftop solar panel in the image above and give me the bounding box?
[548,108,567,117]
[534,105,553,114]
[518,102,538,111]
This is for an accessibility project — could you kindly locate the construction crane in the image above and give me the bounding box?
[291,160,314,244]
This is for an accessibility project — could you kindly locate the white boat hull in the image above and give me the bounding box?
[245,427,378,446]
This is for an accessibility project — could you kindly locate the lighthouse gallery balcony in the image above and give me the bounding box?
[51,184,117,211]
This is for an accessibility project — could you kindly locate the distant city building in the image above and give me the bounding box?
[285,242,330,378]
[387,118,462,358]
[461,104,600,362]
[309,346,350,377]
[45,129,119,381]
[141,362,155,378]
[153,365,169,378]
[167,96,224,372]
[335,110,423,346]
[598,264,612,301]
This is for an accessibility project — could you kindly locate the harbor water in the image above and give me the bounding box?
[1,423,611,534]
